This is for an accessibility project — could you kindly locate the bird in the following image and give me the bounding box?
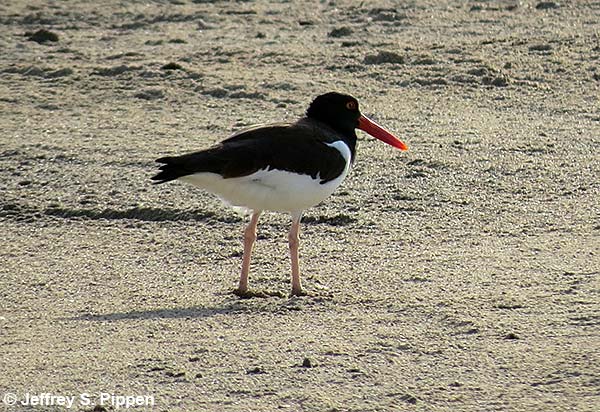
[151,92,408,297]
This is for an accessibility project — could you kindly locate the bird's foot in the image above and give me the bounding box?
[290,287,309,297]
[233,288,285,299]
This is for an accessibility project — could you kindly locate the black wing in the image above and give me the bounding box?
[151,121,348,184]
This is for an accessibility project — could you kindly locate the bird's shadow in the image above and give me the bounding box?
[69,293,326,322]
[73,305,240,322]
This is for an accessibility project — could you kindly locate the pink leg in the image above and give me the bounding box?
[289,213,305,296]
[235,211,261,294]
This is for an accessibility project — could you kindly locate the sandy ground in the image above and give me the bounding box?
[1,1,599,411]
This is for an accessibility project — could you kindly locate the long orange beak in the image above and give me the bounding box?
[358,115,408,151]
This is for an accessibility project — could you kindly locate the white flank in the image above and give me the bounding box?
[179,140,352,214]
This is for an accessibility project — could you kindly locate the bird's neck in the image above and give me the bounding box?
[344,133,357,163]
[301,117,357,162]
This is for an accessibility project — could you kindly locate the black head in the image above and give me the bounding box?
[306,92,361,136]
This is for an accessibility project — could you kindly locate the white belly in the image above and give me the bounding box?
[179,141,352,214]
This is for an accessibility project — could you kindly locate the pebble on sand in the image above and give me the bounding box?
[27,29,59,44]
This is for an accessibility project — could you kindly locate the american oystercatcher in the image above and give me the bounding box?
[152,92,408,296]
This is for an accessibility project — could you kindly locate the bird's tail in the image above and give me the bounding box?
[151,156,186,184]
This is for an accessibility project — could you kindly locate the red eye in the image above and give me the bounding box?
[346,101,357,110]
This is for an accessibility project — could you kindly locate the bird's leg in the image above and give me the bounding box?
[235,210,261,295]
[288,213,305,296]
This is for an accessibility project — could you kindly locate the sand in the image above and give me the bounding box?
[1,1,599,411]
